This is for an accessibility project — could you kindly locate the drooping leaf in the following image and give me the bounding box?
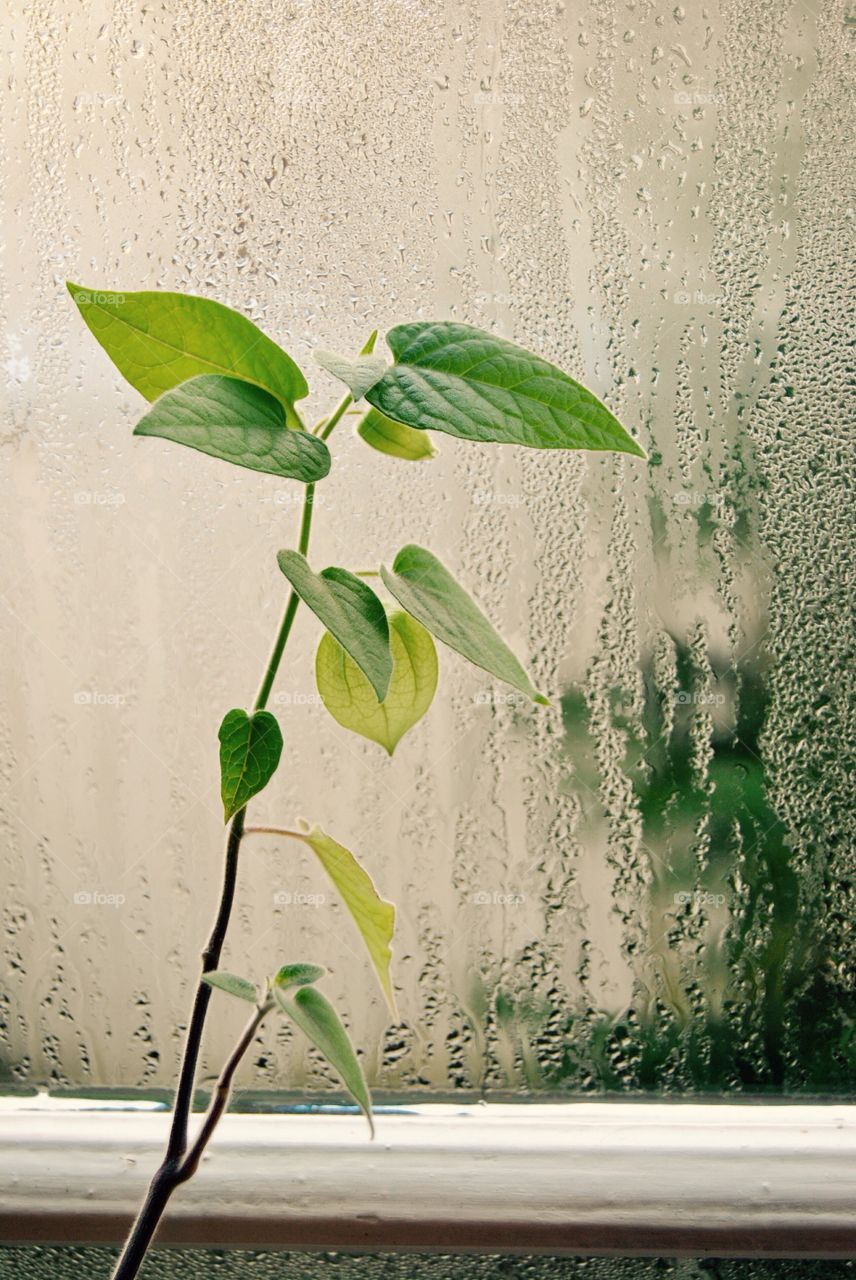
[316,611,438,754]
[357,407,437,462]
[276,552,392,700]
[202,971,258,1003]
[67,283,308,414]
[273,984,373,1136]
[218,708,284,822]
[365,321,646,457]
[295,824,395,1013]
[381,545,548,705]
[314,349,389,402]
[134,376,330,482]
[274,962,327,991]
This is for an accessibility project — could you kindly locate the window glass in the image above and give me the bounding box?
[1,0,851,1098]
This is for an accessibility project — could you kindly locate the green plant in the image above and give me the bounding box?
[68,282,646,1278]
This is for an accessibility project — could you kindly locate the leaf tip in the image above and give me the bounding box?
[534,693,552,707]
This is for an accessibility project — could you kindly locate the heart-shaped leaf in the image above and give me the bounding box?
[294,824,395,1014]
[365,322,646,457]
[381,545,548,705]
[314,349,389,402]
[357,407,437,462]
[202,971,258,1003]
[273,983,374,1136]
[134,376,331,482]
[276,552,392,701]
[218,708,284,822]
[274,962,326,991]
[67,283,307,414]
[316,611,438,755]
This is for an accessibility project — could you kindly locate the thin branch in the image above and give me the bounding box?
[176,1003,271,1184]
[243,825,306,842]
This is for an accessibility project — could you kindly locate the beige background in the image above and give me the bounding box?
[1,0,852,1095]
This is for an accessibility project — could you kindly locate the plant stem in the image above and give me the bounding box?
[316,391,353,440]
[111,392,354,1279]
[253,482,315,712]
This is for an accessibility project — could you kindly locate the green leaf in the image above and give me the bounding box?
[365,321,646,457]
[381,545,548,705]
[274,962,327,990]
[273,984,374,1136]
[295,824,395,1014]
[276,552,392,700]
[314,349,389,402]
[357,407,437,462]
[67,283,308,414]
[218,708,284,822]
[134,375,331,482]
[316,611,438,755]
[202,971,258,1003]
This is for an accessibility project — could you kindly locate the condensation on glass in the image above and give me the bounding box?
[0,0,852,1097]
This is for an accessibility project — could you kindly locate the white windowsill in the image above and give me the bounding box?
[2,1098,856,1257]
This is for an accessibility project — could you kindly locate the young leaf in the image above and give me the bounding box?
[381,545,548,705]
[316,611,438,754]
[134,376,331,482]
[314,350,389,402]
[365,321,646,457]
[218,708,284,823]
[295,824,395,1014]
[273,984,374,1136]
[202,971,258,1003]
[67,283,308,413]
[276,552,392,701]
[274,962,326,991]
[357,407,437,462]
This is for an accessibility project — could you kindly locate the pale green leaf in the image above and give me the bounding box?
[357,407,437,462]
[274,963,326,990]
[295,824,395,1014]
[202,971,258,1003]
[381,545,548,705]
[316,611,438,754]
[273,984,373,1136]
[67,282,307,413]
[218,708,284,822]
[276,552,392,700]
[314,349,389,401]
[366,321,646,456]
[134,375,330,482]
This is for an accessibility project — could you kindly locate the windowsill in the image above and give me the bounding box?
[2,1098,856,1258]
